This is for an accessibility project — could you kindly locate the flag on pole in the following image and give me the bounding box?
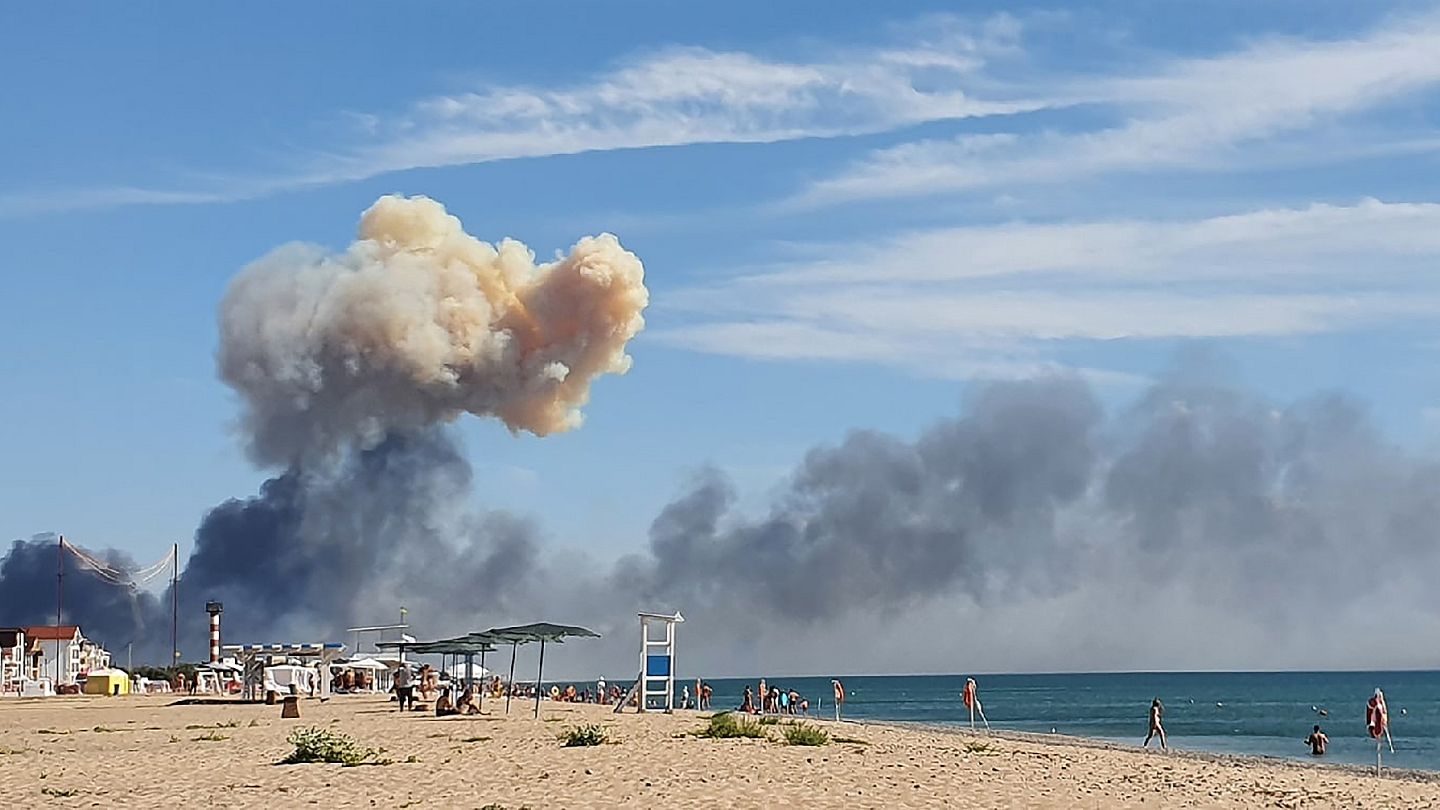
[963,677,990,731]
[1368,688,1392,748]
[1368,687,1394,774]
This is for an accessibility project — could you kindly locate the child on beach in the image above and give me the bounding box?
[1143,698,1168,751]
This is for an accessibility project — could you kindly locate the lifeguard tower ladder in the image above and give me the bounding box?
[619,611,684,713]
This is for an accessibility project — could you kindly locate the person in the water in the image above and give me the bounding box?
[1305,724,1328,756]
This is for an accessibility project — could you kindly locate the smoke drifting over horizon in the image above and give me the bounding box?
[618,371,1440,672]
[3,195,1439,673]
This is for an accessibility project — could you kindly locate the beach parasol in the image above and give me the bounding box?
[1367,687,1394,774]
[963,677,990,731]
[482,623,601,718]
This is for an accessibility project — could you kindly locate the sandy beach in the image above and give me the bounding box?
[2,695,1438,809]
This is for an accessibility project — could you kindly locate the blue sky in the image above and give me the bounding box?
[4,0,1440,570]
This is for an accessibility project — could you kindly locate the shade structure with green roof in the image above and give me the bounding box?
[479,623,601,717]
[376,634,498,708]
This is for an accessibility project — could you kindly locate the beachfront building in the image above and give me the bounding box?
[1,627,26,691]
[23,625,111,685]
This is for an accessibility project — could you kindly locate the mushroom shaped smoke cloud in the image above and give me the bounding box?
[219,194,649,466]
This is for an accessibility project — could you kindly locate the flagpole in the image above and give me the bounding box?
[170,543,179,670]
[55,535,64,688]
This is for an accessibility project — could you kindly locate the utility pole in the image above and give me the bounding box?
[55,535,63,688]
[170,543,179,670]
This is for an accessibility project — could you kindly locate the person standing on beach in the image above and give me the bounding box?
[1305,724,1328,756]
[832,679,846,722]
[393,664,414,713]
[741,685,755,713]
[1143,698,1168,751]
[759,678,767,713]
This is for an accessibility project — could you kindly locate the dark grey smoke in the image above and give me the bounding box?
[616,368,1440,671]
[6,364,1440,672]
[172,430,541,654]
[0,534,166,656]
[623,377,1101,621]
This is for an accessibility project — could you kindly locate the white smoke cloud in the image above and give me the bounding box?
[218,194,649,466]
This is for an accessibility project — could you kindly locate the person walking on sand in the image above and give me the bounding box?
[393,664,414,713]
[1144,698,1168,751]
[1305,724,1328,756]
[832,679,846,722]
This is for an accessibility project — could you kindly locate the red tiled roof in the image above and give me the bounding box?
[24,626,79,640]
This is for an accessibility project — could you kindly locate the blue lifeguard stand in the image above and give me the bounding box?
[638,611,684,713]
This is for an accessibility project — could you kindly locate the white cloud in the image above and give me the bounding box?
[796,9,1440,205]
[309,39,1047,186]
[2,18,1048,216]
[742,198,1440,285]
[656,199,1440,375]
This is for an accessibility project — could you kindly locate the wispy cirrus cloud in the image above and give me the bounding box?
[793,9,1440,206]
[654,199,1440,377]
[2,16,1046,216]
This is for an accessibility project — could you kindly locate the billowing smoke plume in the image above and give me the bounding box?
[0,195,649,663]
[616,367,1440,672]
[6,194,1440,672]
[0,536,166,655]
[219,194,648,466]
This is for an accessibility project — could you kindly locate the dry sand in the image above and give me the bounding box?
[2,694,1438,808]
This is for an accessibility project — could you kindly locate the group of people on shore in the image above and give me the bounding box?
[736,677,827,717]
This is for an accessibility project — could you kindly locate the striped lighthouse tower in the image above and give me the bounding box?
[205,602,224,663]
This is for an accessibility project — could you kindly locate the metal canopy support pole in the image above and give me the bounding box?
[533,638,546,719]
[478,649,487,710]
[505,642,517,714]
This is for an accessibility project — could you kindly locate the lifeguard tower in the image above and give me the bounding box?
[637,611,683,713]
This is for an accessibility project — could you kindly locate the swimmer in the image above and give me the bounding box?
[1305,724,1328,756]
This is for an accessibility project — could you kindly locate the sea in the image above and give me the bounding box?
[687,671,1440,771]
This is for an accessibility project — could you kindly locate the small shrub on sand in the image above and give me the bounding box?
[758,716,780,726]
[782,723,829,746]
[963,741,993,754]
[697,713,767,740]
[560,724,607,747]
[280,727,377,766]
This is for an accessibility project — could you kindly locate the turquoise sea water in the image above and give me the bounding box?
[690,671,1439,771]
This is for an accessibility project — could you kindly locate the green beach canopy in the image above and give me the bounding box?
[376,634,498,705]
[481,623,601,717]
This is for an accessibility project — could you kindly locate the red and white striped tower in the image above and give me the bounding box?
[205,602,224,663]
